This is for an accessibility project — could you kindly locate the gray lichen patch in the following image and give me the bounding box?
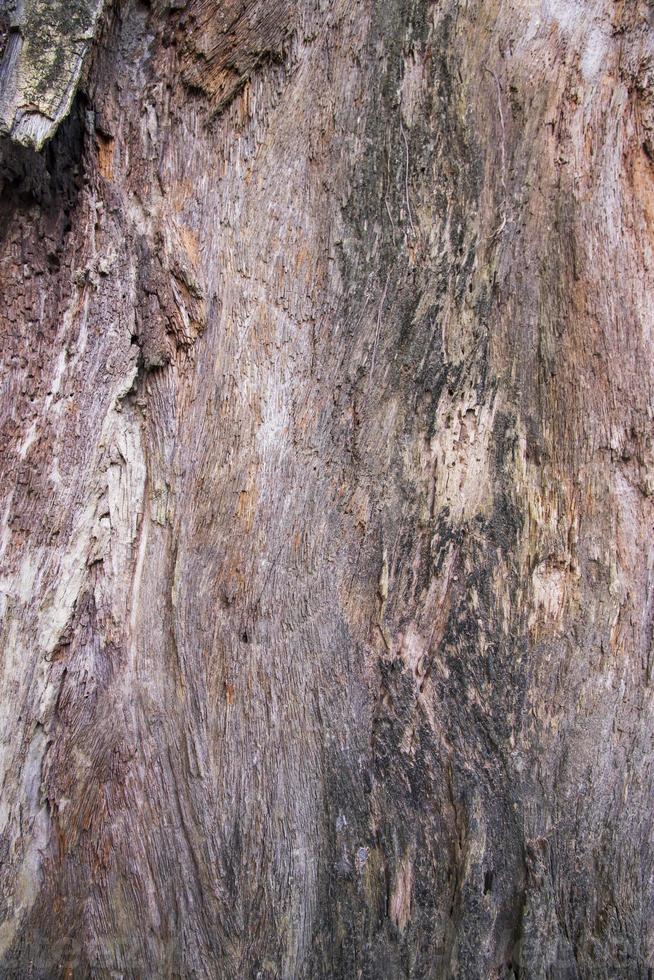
[0,0,103,149]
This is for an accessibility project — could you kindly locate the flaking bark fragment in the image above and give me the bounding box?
[0,0,103,149]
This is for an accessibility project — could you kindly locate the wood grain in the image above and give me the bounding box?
[0,0,653,976]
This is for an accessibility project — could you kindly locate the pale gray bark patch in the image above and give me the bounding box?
[0,0,103,149]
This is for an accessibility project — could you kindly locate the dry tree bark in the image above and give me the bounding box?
[0,0,653,977]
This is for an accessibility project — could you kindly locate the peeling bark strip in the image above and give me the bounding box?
[0,0,104,149]
[0,0,653,977]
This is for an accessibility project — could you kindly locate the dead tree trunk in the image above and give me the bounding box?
[0,1,653,977]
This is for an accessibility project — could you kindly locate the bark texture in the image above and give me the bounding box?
[0,0,653,977]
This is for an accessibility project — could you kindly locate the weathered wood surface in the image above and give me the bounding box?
[0,0,104,149]
[0,0,653,976]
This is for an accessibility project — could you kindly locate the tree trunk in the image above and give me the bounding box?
[0,0,653,976]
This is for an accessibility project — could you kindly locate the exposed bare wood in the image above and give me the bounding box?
[0,0,653,976]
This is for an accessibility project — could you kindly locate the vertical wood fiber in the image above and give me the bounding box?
[0,1,653,976]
